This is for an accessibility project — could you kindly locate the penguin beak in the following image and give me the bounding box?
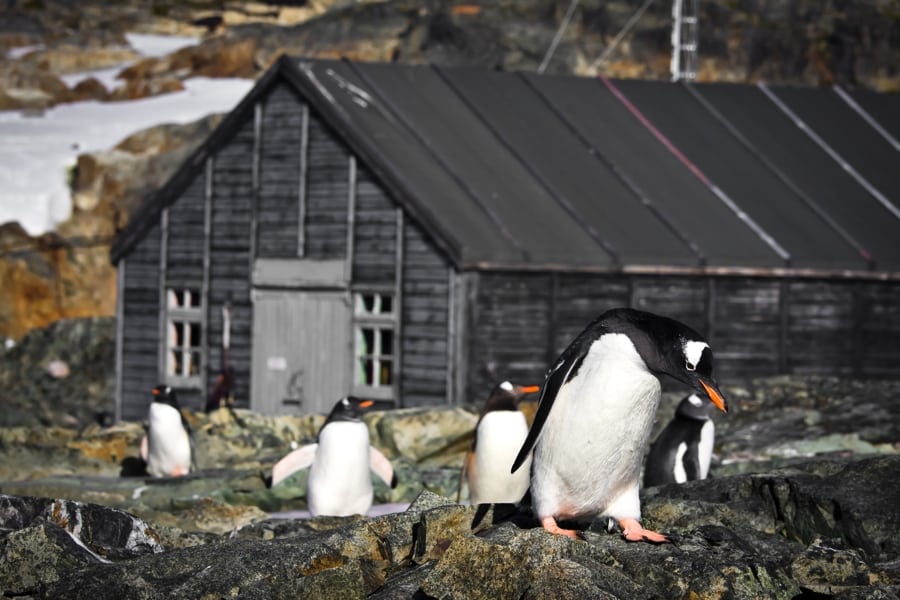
[518,385,541,394]
[699,379,728,413]
[359,400,375,409]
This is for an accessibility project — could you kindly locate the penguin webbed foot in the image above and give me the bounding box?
[540,516,585,540]
[617,517,669,544]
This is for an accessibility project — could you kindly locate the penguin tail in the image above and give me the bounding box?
[471,503,492,530]
[470,502,526,531]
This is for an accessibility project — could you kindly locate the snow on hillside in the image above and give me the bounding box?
[0,33,253,236]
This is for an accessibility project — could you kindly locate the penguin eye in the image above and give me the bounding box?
[685,360,696,372]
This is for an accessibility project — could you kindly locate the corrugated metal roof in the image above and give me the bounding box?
[112,57,900,276]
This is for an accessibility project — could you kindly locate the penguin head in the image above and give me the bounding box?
[675,393,715,420]
[604,308,728,413]
[483,380,541,413]
[151,384,179,409]
[323,396,377,425]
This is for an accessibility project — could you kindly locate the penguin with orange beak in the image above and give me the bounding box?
[461,381,541,507]
[270,396,396,516]
[511,308,728,542]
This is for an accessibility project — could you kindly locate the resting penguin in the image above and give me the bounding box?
[140,385,193,478]
[460,381,541,506]
[270,396,397,517]
[511,307,728,542]
[643,393,716,488]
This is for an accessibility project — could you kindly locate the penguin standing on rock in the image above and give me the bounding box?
[644,393,716,488]
[460,381,541,506]
[270,396,397,517]
[140,385,193,478]
[511,308,728,542]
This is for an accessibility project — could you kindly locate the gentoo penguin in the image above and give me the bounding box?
[644,393,716,488]
[460,381,541,506]
[140,385,193,478]
[270,396,397,517]
[511,307,728,542]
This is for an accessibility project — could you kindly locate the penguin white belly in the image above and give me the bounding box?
[470,411,531,505]
[146,403,191,478]
[533,334,661,521]
[307,421,373,517]
[698,420,715,479]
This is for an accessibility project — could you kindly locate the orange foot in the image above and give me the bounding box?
[540,516,582,540]
[618,518,668,543]
[170,466,188,477]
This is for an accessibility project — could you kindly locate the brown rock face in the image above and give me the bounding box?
[0,115,222,341]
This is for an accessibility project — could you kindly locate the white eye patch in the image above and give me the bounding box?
[500,381,513,392]
[683,340,709,371]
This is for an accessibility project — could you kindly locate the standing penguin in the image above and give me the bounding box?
[644,393,716,488]
[460,381,541,506]
[270,396,397,517]
[511,308,728,542]
[140,385,193,478]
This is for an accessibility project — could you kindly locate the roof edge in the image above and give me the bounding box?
[110,54,293,264]
[460,261,900,281]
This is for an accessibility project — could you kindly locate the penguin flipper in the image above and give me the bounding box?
[683,440,702,481]
[510,351,584,473]
[271,443,318,487]
[369,446,396,489]
[139,434,149,463]
[457,449,474,503]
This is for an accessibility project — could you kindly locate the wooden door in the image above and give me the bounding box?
[251,290,352,415]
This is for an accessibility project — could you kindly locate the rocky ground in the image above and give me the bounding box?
[0,318,898,597]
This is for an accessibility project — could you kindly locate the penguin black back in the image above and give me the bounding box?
[644,394,716,487]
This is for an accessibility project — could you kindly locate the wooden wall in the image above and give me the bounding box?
[258,84,303,258]
[400,223,451,407]
[206,117,255,408]
[465,272,900,403]
[119,222,162,421]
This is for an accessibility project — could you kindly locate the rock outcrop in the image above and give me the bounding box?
[2,456,899,598]
[0,356,898,597]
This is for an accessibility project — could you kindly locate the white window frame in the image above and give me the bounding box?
[353,291,396,400]
[164,288,203,388]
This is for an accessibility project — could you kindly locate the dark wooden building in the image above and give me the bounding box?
[111,57,900,421]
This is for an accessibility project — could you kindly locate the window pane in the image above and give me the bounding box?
[380,295,392,314]
[379,360,392,385]
[381,329,393,356]
[362,328,374,355]
[173,322,185,347]
[190,351,202,375]
[359,358,374,385]
[171,350,182,376]
[362,294,375,313]
[189,322,201,346]
[189,290,201,307]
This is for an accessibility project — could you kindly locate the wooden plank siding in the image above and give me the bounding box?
[859,281,900,377]
[352,164,397,285]
[709,277,782,378]
[786,280,856,376]
[305,115,349,259]
[119,222,162,421]
[466,272,553,401]
[400,221,451,406]
[257,83,304,258]
[206,117,256,407]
